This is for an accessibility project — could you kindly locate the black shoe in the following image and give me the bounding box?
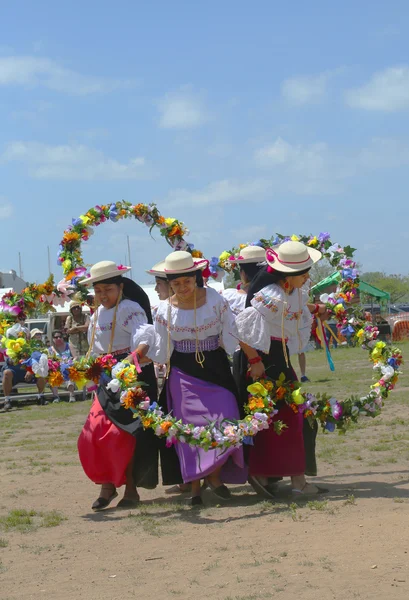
[191,495,204,507]
[38,395,49,406]
[248,475,276,500]
[116,495,140,509]
[208,483,231,500]
[91,490,118,511]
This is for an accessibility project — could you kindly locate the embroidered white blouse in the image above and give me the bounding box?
[148,287,239,364]
[88,299,155,356]
[236,284,312,355]
[222,288,247,316]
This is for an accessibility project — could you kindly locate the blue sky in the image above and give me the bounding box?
[1,0,409,284]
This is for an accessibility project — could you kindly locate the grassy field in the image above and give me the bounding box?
[0,342,408,600]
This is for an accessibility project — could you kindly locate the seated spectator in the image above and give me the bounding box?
[1,317,47,411]
[48,330,76,403]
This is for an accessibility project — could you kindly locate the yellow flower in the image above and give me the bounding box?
[375,341,386,350]
[334,303,345,314]
[164,217,176,226]
[356,329,365,339]
[247,382,269,397]
[291,234,300,241]
[239,244,247,249]
[219,250,231,263]
[79,214,90,225]
[62,259,72,272]
[307,236,318,247]
[291,388,304,405]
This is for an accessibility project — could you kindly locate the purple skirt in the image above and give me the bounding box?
[167,367,247,484]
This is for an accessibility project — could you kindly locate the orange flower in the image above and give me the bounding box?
[64,271,77,282]
[157,216,166,225]
[67,367,85,382]
[142,417,154,428]
[48,371,64,387]
[211,441,218,448]
[63,232,80,244]
[160,421,173,433]
[276,386,286,400]
[248,397,265,411]
[191,250,203,258]
[169,225,183,237]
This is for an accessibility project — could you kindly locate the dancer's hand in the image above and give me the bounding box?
[249,361,265,380]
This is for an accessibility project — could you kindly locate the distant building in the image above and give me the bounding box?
[0,270,28,294]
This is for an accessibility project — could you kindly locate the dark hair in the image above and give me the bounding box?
[166,270,204,288]
[155,275,168,283]
[240,262,263,283]
[52,329,64,338]
[246,266,311,307]
[94,276,154,324]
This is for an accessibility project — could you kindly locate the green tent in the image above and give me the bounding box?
[311,272,390,305]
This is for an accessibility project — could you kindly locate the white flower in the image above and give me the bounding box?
[112,362,127,377]
[380,365,394,382]
[107,378,121,393]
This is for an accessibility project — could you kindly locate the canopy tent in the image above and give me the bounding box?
[311,272,390,307]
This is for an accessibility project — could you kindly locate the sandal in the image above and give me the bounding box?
[92,486,118,511]
[248,475,276,500]
[116,494,140,509]
[292,483,329,496]
[206,480,231,500]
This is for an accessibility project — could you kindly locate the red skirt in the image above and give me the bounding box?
[249,403,305,477]
[77,394,136,488]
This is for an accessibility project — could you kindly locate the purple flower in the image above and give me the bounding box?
[251,240,264,247]
[72,218,83,227]
[387,357,397,368]
[109,204,118,222]
[325,422,336,432]
[318,232,331,243]
[331,401,343,420]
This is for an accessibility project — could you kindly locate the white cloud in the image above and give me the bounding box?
[0,55,133,95]
[281,72,331,105]
[254,137,352,194]
[0,199,13,219]
[345,66,409,111]
[158,87,208,129]
[166,178,271,207]
[1,142,151,181]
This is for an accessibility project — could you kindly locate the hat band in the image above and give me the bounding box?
[164,259,208,273]
[266,248,311,266]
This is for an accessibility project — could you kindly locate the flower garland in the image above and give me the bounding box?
[57,201,209,295]
[243,235,404,432]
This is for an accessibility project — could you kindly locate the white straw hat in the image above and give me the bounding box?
[78,261,131,286]
[146,260,166,277]
[163,251,208,274]
[30,328,44,338]
[233,245,266,264]
[265,241,321,273]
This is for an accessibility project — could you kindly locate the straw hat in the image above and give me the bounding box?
[233,245,266,264]
[30,328,44,338]
[69,300,82,312]
[146,260,166,277]
[78,261,131,286]
[163,251,208,274]
[265,241,321,273]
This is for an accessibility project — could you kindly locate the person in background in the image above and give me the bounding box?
[65,302,90,358]
[1,317,47,410]
[48,329,76,403]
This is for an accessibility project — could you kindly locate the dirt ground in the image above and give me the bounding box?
[1,343,408,600]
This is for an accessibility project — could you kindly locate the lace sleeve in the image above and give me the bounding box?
[236,306,272,354]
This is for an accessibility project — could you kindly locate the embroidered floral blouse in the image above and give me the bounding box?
[148,287,239,364]
[222,288,247,316]
[88,299,155,356]
[236,284,312,355]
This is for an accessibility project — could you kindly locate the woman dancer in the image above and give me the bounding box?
[236,241,328,496]
[77,261,158,511]
[222,245,266,316]
[143,251,247,506]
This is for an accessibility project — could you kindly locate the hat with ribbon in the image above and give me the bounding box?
[146,260,166,277]
[163,251,208,275]
[232,245,266,264]
[78,261,131,286]
[265,241,321,273]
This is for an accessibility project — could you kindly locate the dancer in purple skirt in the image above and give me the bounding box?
[144,251,247,507]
